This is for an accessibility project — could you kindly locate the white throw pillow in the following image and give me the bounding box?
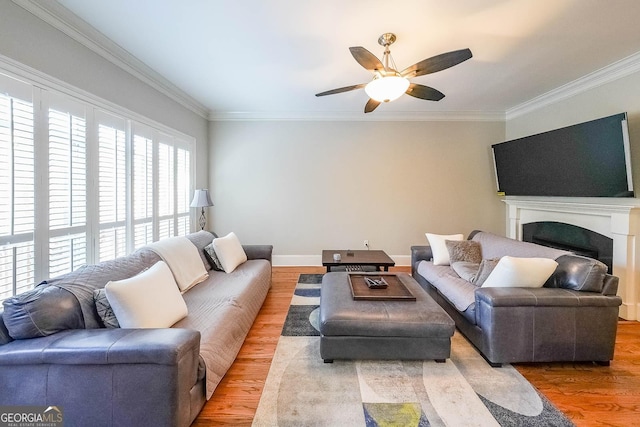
[212,232,248,273]
[481,256,558,288]
[425,233,464,266]
[105,261,188,328]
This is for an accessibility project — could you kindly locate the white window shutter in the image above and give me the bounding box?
[98,122,126,261]
[0,86,35,299]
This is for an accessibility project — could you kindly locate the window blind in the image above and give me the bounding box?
[98,119,126,261]
[48,106,87,277]
[0,69,195,302]
[0,78,35,300]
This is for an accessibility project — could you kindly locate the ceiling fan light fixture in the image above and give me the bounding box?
[365,75,410,103]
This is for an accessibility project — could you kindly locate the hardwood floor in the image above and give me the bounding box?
[193,266,640,426]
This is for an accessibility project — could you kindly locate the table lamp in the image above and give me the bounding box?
[190,189,214,230]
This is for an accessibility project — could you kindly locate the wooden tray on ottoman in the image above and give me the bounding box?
[348,273,416,301]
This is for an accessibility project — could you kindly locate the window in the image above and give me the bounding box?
[132,128,155,249]
[48,99,87,278]
[0,70,195,301]
[0,74,35,301]
[97,112,127,261]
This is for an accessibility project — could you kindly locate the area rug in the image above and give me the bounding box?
[252,274,574,427]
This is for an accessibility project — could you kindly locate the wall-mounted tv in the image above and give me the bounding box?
[492,113,634,197]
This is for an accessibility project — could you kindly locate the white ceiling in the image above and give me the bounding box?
[51,0,640,119]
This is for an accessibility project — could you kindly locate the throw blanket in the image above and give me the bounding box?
[147,236,208,292]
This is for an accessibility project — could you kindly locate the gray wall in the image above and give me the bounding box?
[209,120,506,264]
[0,0,209,189]
[506,70,640,195]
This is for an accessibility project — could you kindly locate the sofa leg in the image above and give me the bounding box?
[478,352,502,367]
[595,360,611,366]
[323,359,334,364]
[435,359,446,363]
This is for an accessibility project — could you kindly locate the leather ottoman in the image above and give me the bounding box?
[319,272,455,362]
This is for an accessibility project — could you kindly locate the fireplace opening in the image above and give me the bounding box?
[522,221,613,273]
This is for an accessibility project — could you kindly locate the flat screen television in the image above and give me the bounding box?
[492,113,634,197]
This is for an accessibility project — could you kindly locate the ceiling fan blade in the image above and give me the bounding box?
[315,83,366,97]
[349,47,384,72]
[401,48,472,78]
[364,98,381,113]
[405,83,445,101]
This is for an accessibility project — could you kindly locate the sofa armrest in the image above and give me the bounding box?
[474,286,621,364]
[602,274,619,296]
[243,244,273,263]
[0,328,200,365]
[0,328,201,426]
[410,245,432,274]
[475,287,622,308]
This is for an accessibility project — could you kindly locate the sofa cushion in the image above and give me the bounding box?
[416,261,476,311]
[185,230,216,270]
[425,233,464,265]
[2,285,84,339]
[93,289,120,328]
[212,232,248,273]
[481,256,558,288]
[203,243,224,271]
[446,240,482,264]
[546,254,607,292]
[105,261,188,328]
[451,261,479,282]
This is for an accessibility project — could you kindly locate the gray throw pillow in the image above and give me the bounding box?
[446,240,482,264]
[472,258,500,287]
[93,288,120,328]
[203,242,224,271]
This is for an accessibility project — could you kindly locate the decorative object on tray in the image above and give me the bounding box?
[348,273,415,301]
[364,276,388,289]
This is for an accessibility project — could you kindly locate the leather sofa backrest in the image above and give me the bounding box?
[470,231,571,260]
[469,230,610,294]
[2,285,84,340]
[545,254,608,293]
[2,247,161,342]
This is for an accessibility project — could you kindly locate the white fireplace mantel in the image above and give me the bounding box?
[503,196,640,320]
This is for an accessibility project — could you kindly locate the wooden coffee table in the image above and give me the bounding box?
[322,249,395,272]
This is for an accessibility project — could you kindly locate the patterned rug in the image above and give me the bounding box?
[252,274,574,427]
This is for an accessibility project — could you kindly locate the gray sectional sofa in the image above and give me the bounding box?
[0,231,272,427]
[412,230,622,366]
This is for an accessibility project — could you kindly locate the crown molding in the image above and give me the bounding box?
[209,110,505,122]
[13,0,210,119]
[14,0,640,124]
[506,51,640,120]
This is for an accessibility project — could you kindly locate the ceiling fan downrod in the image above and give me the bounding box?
[378,33,398,73]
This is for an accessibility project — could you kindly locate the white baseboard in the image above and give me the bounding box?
[272,254,411,267]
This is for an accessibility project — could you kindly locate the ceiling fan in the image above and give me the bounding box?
[315,33,472,113]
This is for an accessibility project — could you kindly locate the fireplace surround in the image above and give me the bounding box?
[503,196,640,320]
